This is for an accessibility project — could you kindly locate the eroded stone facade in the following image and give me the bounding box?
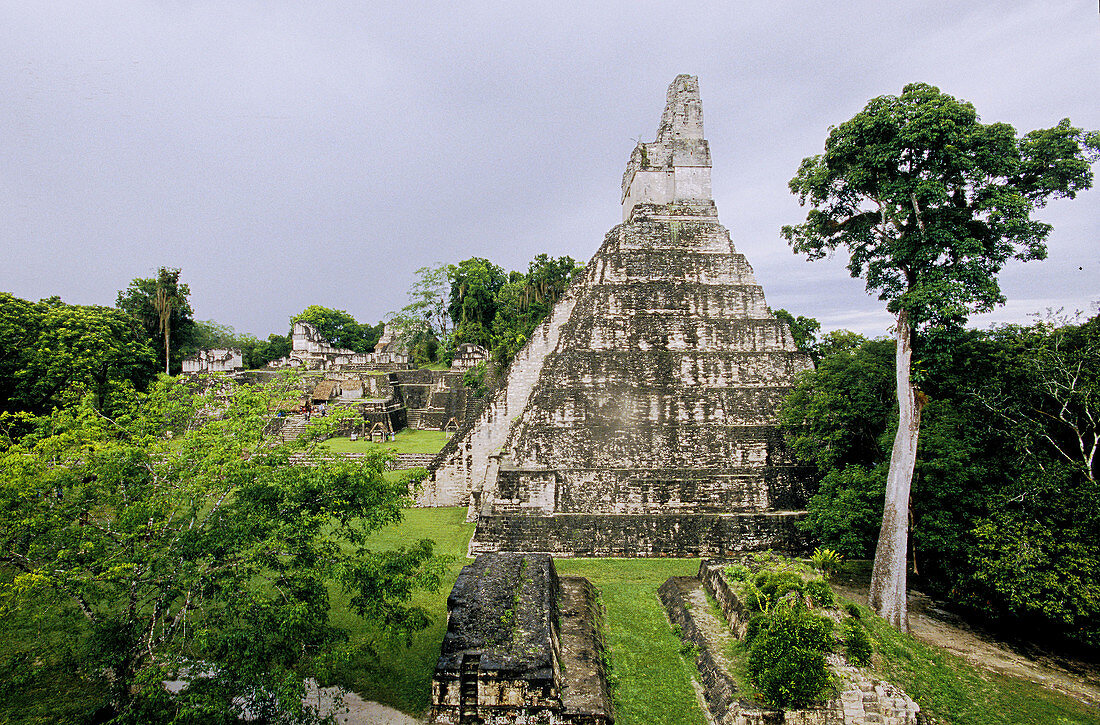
[426,75,813,556]
[430,553,613,725]
[268,322,411,370]
[182,348,244,374]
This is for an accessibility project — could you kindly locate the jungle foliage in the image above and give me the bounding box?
[781,313,1100,646]
[0,292,157,416]
[388,254,582,370]
[290,305,384,354]
[0,376,448,723]
[782,82,1098,630]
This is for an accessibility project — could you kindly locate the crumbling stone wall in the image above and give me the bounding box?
[659,560,922,725]
[390,369,473,431]
[181,348,244,374]
[430,553,612,725]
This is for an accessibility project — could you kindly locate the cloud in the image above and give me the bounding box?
[1,1,1096,337]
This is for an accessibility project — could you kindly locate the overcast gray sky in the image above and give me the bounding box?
[2,1,1097,339]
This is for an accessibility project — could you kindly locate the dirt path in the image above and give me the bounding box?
[832,583,1100,707]
[306,680,425,724]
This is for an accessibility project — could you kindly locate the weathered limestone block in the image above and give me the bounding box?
[430,553,612,725]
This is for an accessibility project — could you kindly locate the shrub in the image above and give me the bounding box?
[462,361,488,398]
[725,563,751,582]
[747,604,835,708]
[841,618,873,666]
[811,547,844,580]
[804,578,836,608]
[746,570,805,612]
[744,613,767,644]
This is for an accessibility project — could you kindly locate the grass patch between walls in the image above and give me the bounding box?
[324,428,451,455]
[555,558,708,725]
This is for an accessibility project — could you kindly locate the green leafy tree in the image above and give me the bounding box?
[488,254,581,369]
[387,265,452,366]
[782,317,1100,644]
[291,306,381,354]
[242,333,293,369]
[782,82,1099,630]
[0,376,447,722]
[153,269,182,375]
[448,258,506,349]
[963,315,1100,644]
[186,322,293,370]
[0,293,157,415]
[188,319,246,350]
[774,309,821,360]
[116,268,195,375]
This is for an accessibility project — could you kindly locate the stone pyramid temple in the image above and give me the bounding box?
[422,75,814,557]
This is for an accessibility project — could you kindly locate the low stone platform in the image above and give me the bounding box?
[469,511,809,557]
[659,560,922,725]
[430,553,613,725]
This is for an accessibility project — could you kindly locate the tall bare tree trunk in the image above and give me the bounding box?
[869,309,922,632]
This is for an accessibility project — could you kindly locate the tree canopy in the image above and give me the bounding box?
[116,268,195,375]
[291,306,382,354]
[782,82,1098,630]
[0,375,447,722]
[447,257,506,350]
[783,84,1098,327]
[0,293,157,416]
[387,265,452,367]
[781,315,1100,645]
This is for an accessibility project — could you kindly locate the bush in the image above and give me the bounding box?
[748,604,835,708]
[744,613,767,645]
[811,547,844,580]
[725,563,750,582]
[841,618,873,666]
[804,578,836,608]
[746,570,805,612]
[462,362,488,398]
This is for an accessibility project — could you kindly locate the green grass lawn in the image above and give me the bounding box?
[335,511,707,724]
[555,558,708,725]
[323,428,451,455]
[341,512,1099,725]
[329,507,475,714]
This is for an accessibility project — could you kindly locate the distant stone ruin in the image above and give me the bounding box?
[451,342,489,371]
[268,321,411,371]
[422,75,813,557]
[181,348,244,374]
[430,552,613,725]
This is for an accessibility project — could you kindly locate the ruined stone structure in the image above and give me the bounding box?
[430,552,613,725]
[181,348,245,374]
[660,560,921,724]
[392,369,478,431]
[451,342,489,371]
[423,75,813,557]
[268,322,411,370]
